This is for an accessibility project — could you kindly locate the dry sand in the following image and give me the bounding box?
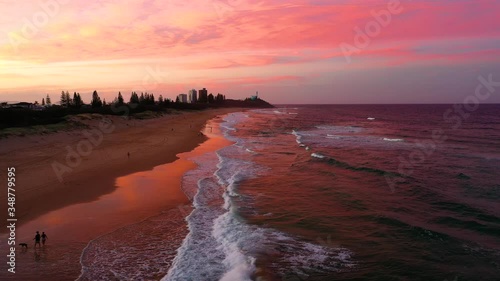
[0,108,238,224]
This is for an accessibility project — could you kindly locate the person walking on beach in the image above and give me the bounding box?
[33,231,41,248]
[41,232,48,246]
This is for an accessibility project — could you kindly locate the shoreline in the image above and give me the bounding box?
[0,108,241,280]
[0,108,240,226]
[78,115,234,280]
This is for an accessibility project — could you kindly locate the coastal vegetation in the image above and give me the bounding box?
[0,90,273,129]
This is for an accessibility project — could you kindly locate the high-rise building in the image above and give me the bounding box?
[188,89,197,103]
[198,88,208,103]
[178,94,188,103]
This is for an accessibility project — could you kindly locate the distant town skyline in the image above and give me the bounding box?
[1,0,499,104]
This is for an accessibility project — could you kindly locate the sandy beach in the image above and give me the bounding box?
[0,108,240,280]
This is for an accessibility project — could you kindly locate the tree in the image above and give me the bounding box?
[175,96,180,103]
[117,92,124,105]
[42,98,45,106]
[139,93,145,104]
[130,92,139,104]
[78,93,84,106]
[103,99,107,106]
[216,93,224,103]
[60,91,67,106]
[91,90,103,108]
[158,95,164,104]
[46,94,52,105]
[208,93,214,103]
[73,92,83,108]
[65,91,71,107]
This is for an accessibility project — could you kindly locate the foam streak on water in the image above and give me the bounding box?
[164,113,261,281]
[163,112,356,281]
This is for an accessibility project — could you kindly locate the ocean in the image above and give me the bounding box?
[84,105,500,281]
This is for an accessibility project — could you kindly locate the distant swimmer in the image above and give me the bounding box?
[41,232,48,246]
[127,152,130,158]
[33,231,41,248]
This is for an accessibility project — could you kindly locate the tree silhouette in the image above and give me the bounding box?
[91,90,103,108]
[59,91,72,107]
[139,93,145,104]
[65,91,71,107]
[42,98,45,106]
[73,92,83,108]
[129,92,139,104]
[60,91,67,106]
[117,92,124,105]
[46,94,52,105]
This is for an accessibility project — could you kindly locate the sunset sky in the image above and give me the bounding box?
[1,0,499,104]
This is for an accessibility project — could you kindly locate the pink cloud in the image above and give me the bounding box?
[1,0,499,103]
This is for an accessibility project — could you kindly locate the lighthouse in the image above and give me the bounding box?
[250,91,259,101]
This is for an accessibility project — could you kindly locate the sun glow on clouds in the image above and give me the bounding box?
[0,0,499,103]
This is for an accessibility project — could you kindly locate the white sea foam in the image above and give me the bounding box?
[292,130,303,145]
[164,112,355,281]
[220,124,236,131]
[326,134,341,139]
[164,112,267,281]
[264,231,355,279]
[311,153,326,159]
[383,138,404,142]
[367,117,375,120]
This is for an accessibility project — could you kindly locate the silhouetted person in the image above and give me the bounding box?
[41,232,48,246]
[33,231,41,248]
[127,152,130,159]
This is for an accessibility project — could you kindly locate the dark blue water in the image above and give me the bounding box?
[163,104,500,281]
